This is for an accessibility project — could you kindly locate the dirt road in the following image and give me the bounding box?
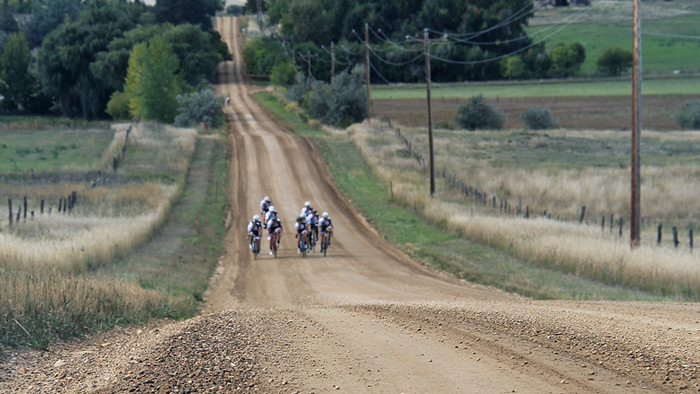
[2,17,700,394]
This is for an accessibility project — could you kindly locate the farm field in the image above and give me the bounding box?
[529,10,700,76]
[373,94,700,130]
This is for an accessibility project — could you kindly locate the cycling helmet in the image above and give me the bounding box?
[264,196,270,202]
[296,216,304,222]
[253,215,260,221]
[305,201,311,207]
[322,212,328,218]
[269,206,275,212]
[312,209,317,214]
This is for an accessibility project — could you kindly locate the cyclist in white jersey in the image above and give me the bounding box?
[247,215,262,256]
[294,216,310,254]
[319,212,333,250]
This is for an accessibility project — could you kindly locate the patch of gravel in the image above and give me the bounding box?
[0,311,305,394]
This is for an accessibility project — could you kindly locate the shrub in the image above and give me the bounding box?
[674,100,700,130]
[285,72,309,103]
[106,91,131,120]
[521,108,559,130]
[174,89,224,129]
[270,60,296,87]
[304,65,366,127]
[242,37,286,76]
[597,47,633,77]
[455,95,506,131]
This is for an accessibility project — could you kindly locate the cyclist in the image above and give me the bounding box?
[266,211,283,255]
[301,201,313,217]
[319,212,333,250]
[247,215,262,256]
[294,216,310,254]
[307,209,319,246]
[260,197,272,224]
[264,205,277,224]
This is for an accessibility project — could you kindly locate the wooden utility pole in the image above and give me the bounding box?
[365,23,371,124]
[307,51,312,91]
[424,29,435,197]
[330,41,335,80]
[631,0,642,248]
[256,0,264,34]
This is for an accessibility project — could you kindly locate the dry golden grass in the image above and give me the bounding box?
[0,270,170,348]
[348,122,700,297]
[0,123,197,272]
[0,184,177,272]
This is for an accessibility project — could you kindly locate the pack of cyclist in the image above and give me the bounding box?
[247,198,334,257]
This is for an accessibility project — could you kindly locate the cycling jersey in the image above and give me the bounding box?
[267,218,282,233]
[260,200,271,213]
[295,222,307,234]
[248,220,262,236]
[320,218,333,232]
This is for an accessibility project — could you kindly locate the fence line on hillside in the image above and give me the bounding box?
[376,116,695,252]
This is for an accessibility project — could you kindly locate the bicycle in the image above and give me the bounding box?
[309,227,318,252]
[320,236,330,257]
[251,236,260,259]
[269,232,279,258]
[299,236,308,258]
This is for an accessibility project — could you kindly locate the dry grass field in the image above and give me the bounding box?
[344,120,700,298]
[1,122,199,349]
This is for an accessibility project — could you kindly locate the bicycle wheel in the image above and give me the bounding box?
[252,241,258,259]
[301,240,307,257]
[271,235,278,258]
[322,237,329,257]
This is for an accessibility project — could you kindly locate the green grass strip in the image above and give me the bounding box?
[372,77,700,100]
[256,91,673,302]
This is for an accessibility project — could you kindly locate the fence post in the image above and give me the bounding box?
[72,191,78,208]
[601,216,605,232]
[8,198,12,226]
[619,217,623,238]
[657,224,663,245]
[41,200,44,214]
[16,207,21,223]
[525,206,529,219]
[673,227,679,248]
[23,196,27,222]
[609,214,614,234]
[579,205,586,224]
[690,229,694,252]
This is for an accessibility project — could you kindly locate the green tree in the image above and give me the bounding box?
[282,0,329,46]
[0,0,18,34]
[551,42,585,78]
[242,36,287,76]
[125,37,180,123]
[596,47,633,77]
[154,0,222,31]
[106,90,131,120]
[270,60,296,86]
[22,0,82,48]
[38,0,149,118]
[0,32,33,110]
[502,56,527,80]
